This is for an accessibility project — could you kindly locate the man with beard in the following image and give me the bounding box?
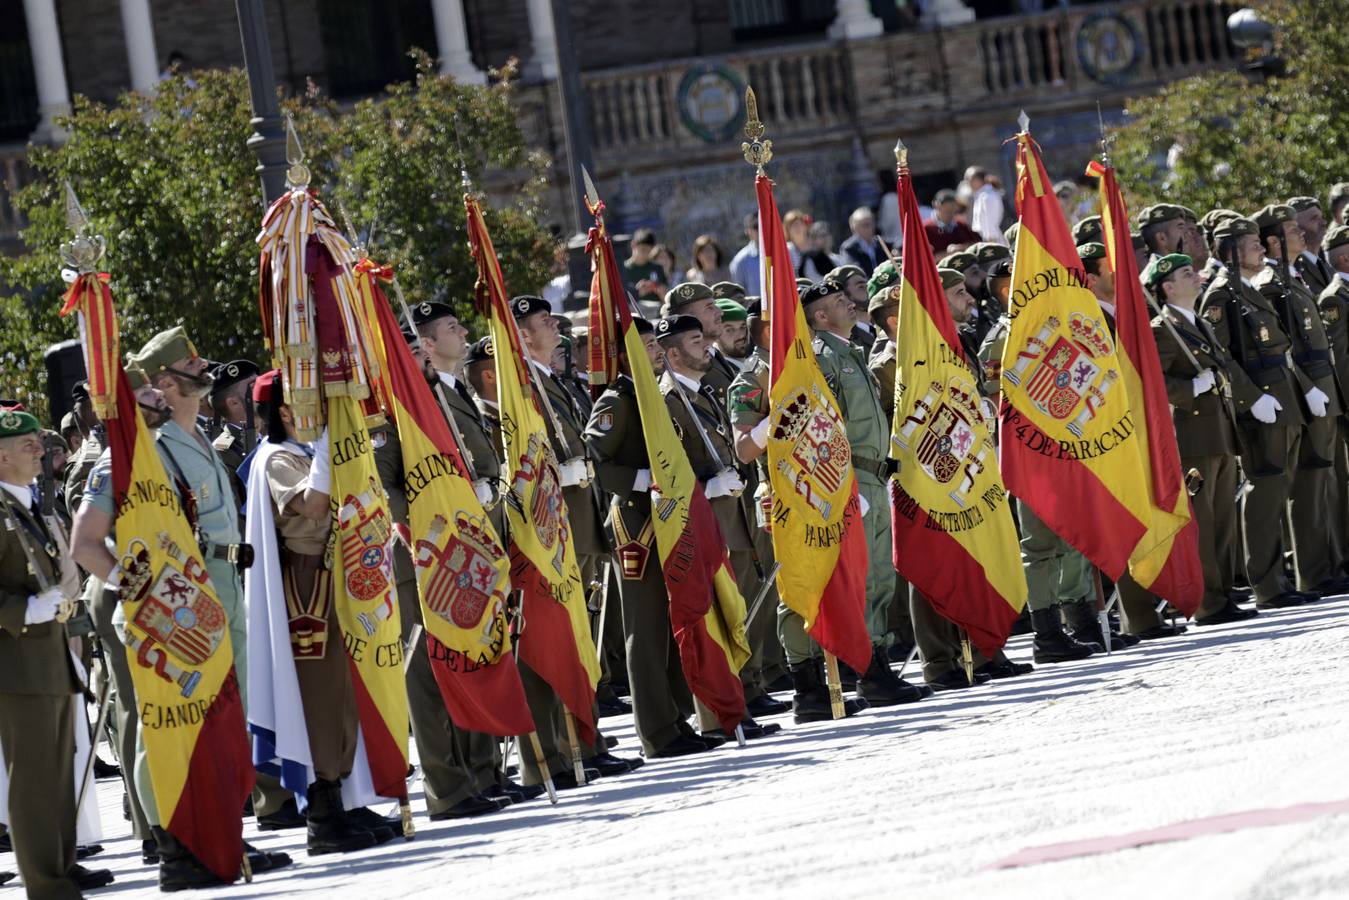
[662,283,733,404]
[713,299,750,362]
[827,265,877,356]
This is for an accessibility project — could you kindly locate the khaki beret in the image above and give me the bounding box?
[826,265,866,286]
[1136,204,1185,229]
[129,326,197,376]
[940,251,978,275]
[662,282,714,313]
[1071,216,1103,245]
[971,242,1011,267]
[710,281,746,300]
[1252,204,1296,233]
[1323,223,1349,253]
[1287,196,1320,213]
[937,268,966,291]
[1212,216,1259,242]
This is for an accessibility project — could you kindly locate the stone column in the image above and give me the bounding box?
[119,0,160,93]
[523,0,559,80]
[430,0,486,85]
[921,0,976,28]
[22,0,71,141]
[828,0,883,40]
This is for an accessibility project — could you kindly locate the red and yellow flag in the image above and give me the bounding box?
[757,175,871,674]
[999,130,1150,579]
[464,193,600,745]
[362,265,535,735]
[1088,160,1203,611]
[587,200,750,735]
[63,275,252,882]
[888,163,1027,656]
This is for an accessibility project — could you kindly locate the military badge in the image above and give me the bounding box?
[596,412,613,431]
[1203,305,1223,324]
[0,412,19,431]
[1327,306,1341,324]
[1005,313,1119,437]
[1258,324,1270,343]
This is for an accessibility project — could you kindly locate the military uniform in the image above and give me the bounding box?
[62,425,102,518]
[0,412,84,899]
[1197,224,1310,605]
[1318,257,1349,572]
[586,375,696,755]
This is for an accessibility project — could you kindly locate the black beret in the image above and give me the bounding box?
[410,300,456,327]
[210,359,260,396]
[632,317,655,335]
[654,314,703,342]
[799,280,840,308]
[466,336,495,364]
[510,295,551,320]
[744,298,763,318]
[71,381,89,404]
[986,257,1014,278]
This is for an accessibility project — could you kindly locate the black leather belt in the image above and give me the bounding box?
[851,454,893,479]
[1293,349,1330,365]
[208,542,254,570]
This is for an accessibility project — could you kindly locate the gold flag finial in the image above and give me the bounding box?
[59,182,105,274]
[894,138,908,169]
[741,86,773,175]
[285,116,311,189]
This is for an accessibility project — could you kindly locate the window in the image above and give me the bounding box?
[318,0,439,99]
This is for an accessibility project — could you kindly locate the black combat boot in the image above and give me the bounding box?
[306,779,378,856]
[153,827,222,892]
[788,660,866,722]
[1060,601,1126,651]
[1030,607,1097,663]
[856,645,932,707]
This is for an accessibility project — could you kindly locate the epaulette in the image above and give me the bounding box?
[212,430,235,452]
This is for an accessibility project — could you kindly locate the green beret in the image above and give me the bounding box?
[710,281,746,301]
[1324,223,1349,253]
[1212,216,1259,242]
[662,281,714,312]
[937,268,965,291]
[1141,253,1193,289]
[867,287,899,315]
[940,251,977,275]
[1077,242,1107,261]
[826,265,866,286]
[714,298,747,322]
[0,409,40,439]
[130,325,197,376]
[867,260,900,299]
[1137,204,1185,229]
[971,242,1011,267]
[1287,196,1320,213]
[1004,222,1020,248]
[1071,216,1103,245]
[1252,204,1296,233]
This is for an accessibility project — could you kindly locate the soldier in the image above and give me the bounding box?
[1072,215,1103,247]
[713,299,751,362]
[585,318,711,758]
[1250,204,1349,596]
[1198,216,1317,610]
[1289,197,1333,297]
[1138,205,1188,258]
[1177,206,1210,274]
[1145,254,1258,626]
[384,303,535,818]
[976,257,1015,398]
[969,242,1012,346]
[826,264,877,356]
[206,360,260,508]
[1,409,114,898]
[512,295,641,784]
[662,283,734,404]
[799,279,930,705]
[63,383,101,518]
[1318,223,1349,575]
[465,337,502,451]
[655,315,788,726]
[711,281,747,304]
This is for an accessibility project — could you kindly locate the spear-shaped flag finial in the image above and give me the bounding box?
[285,116,311,189]
[59,182,105,274]
[741,86,773,175]
[894,138,908,169]
[1018,109,1030,133]
[582,165,601,215]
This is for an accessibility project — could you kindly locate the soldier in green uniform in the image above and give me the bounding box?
[1072,215,1103,247]
[799,280,929,705]
[826,264,877,356]
[62,383,101,518]
[1198,216,1318,609]
[655,315,787,725]
[1289,197,1332,297]
[1139,205,1188,259]
[714,299,751,363]
[662,283,736,405]
[1318,223,1349,575]
[512,296,641,785]
[1250,204,1349,596]
[1145,253,1258,626]
[1,409,114,898]
[585,318,715,758]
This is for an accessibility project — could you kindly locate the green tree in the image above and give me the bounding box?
[1110,0,1349,214]
[0,54,553,417]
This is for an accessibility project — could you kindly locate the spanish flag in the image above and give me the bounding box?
[362,264,536,736]
[999,129,1150,580]
[1088,160,1203,612]
[62,274,252,882]
[756,174,872,674]
[464,193,601,745]
[587,200,750,736]
[888,163,1028,656]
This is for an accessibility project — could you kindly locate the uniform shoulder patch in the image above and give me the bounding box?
[212,430,235,451]
[1203,304,1223,324]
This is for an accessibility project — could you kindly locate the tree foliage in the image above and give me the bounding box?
[0,53,552,416]
[1111,0,1349,214]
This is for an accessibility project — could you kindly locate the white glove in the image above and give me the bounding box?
[25,588,63,625]
[1250,393,1282,424]
[706,470,743,499]
[750,417,771,449]
[307,427,332,494]
[1192,370,1216,397]
[1305,386,1329,418]
[858,493,870,518]
[632,469,652,493]
[473,478,495,506]
[104,564,122,591]
[558,458,586,488]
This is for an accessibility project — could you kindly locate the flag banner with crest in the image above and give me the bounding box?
[998,131,1152,580]
[361,263,536,735]
[465,193,600,746]
[756,174,872,674]
[1087,159,1203,611]
[62,275,252,882]
[587,205,750,735]
[888,165,1027,656]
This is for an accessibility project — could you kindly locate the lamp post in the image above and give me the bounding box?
[549,0,593,234]
[235,0,288,204]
